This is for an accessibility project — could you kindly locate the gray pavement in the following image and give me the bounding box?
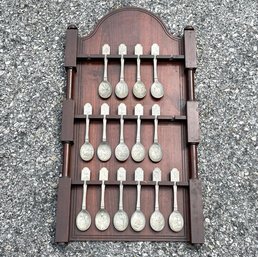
[0,0,257,256]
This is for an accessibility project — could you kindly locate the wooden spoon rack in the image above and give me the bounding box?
[55,7,204,244]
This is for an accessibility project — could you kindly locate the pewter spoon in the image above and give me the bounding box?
[97,103,112,162]
[80,103,94,161]
[76,167,91,231]
[169,168,184,232]
[150,168,165,232]
[115,44,128,99]
[95,167,110,231]
[148,104,163,163]
[131,104,145,162]
[98,44,112,99]
[130,167,146,232]
[113,167,129,231]
[133,44,146,99]
[150,43,164,99]
[115,103,129,162]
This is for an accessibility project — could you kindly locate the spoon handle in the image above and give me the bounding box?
[103,54,108,81]
[119,115,124,143]
[85,114,90,143]
[136,116,141,143]
[100,180,105,209]
[154,115,158,143]
[136,55,141,81]
[102,114,107,142]
[154,181,159,211]
[82,180,87,210]
[119,181,124,210]
[153,55,158,82]
[173,182,178,211]
[120,54,125,81]
[136,181,141,211]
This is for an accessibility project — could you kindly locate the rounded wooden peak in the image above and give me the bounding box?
[81,7,181,41]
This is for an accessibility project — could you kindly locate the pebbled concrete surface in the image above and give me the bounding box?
[0,0,257,256]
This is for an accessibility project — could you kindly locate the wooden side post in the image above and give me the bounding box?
[55,25,78,243]
[184,26,204,244]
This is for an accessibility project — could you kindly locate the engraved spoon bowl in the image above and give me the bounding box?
[76,209,91,231]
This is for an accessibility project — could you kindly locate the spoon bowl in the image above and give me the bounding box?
[150,210,165,232]
[130,210,146,232]
[169,210,184,232]
[113,210,129,231]
[98,81,112,99]
[80,143,94,161]
[76,210,91,231]
[133,81,146,99]
[151,81,164,99]
[115,81,128,99]
[148,142,163,163]
[115,143,129,162]
[95,209,110,231]
[131,143,145,162]
[97,142,112,162]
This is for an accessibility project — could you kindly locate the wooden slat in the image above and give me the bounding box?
[77,54,185,61]
[55,177,71,243]
[74,114,187,121]
[187,101,200,143]
[61,99,74,142]
[189,179,204,244]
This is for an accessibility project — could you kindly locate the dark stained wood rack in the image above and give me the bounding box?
[55,7,204,244]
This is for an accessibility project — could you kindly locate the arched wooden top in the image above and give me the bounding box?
[79,7,183,55]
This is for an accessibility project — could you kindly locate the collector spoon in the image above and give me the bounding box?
[115,44,128,99]
[76,167,91,231]
[148,104,163,163]
[150,168,165,232]
[98,44,112,99]
[80,103,94,161]
[113,167,129,231]
[131,104,145,162]
[97,103,112,162]
[150,44,164,99]
[115,103,129,161]
[169,168,184,232]
[133,44,146,99]
[130,167,146,232]
[95,167,110,231]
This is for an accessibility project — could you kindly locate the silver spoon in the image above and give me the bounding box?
[115,103,129,162]
[150,168,165,232]
[148,104,163,163]
[95,167,110,231]
[76,167,91,231]
[80,103,94,161]
[131,104,145,162]
[113,167,129,231]
[115,44,128,99]
[133,44,146,99]
[97,103,112,162]
[150,44,164,99]
[130,167,146,232]
[98,44,112,99]
[169,168,184,232]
